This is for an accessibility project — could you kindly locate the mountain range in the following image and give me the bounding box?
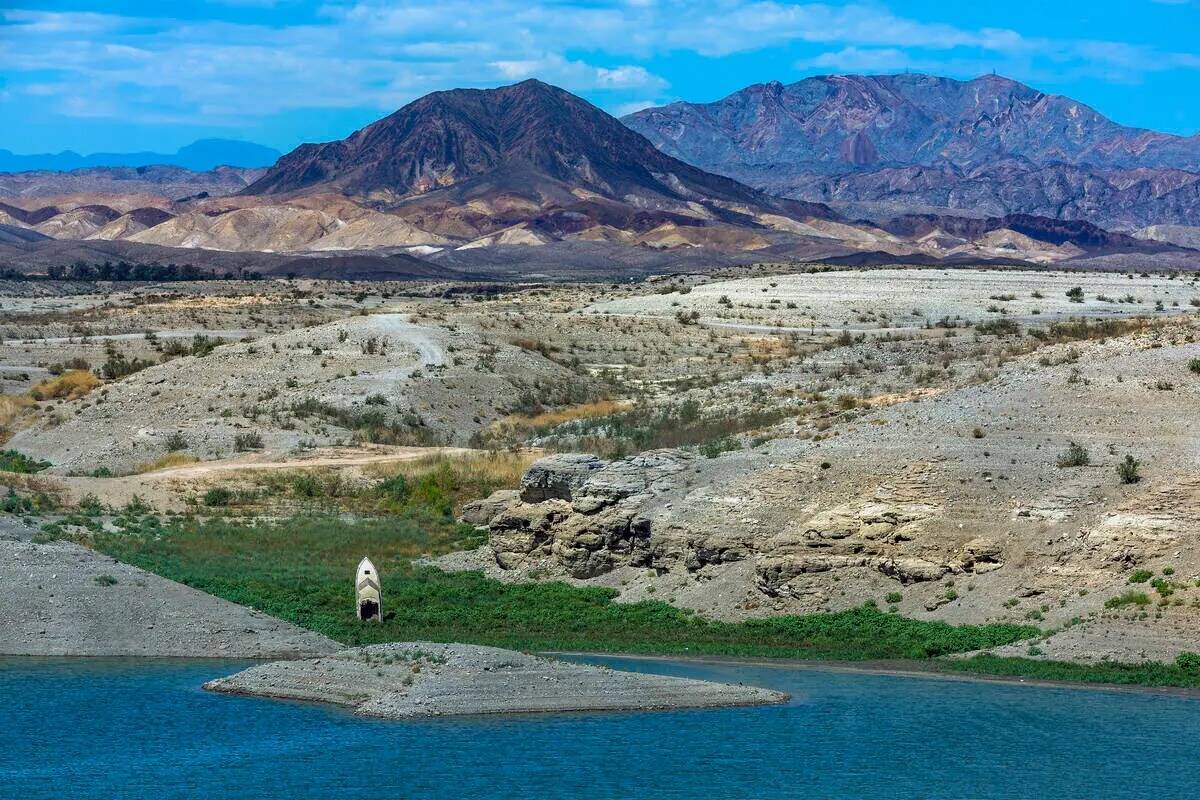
[0,76,1195,276]
[0,139,281,173]
[623,74,1200,231]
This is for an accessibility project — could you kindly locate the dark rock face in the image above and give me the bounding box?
[243,80,803,213]
[623,73,1200,228]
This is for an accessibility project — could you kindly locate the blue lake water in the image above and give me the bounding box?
[2,654,1199,799]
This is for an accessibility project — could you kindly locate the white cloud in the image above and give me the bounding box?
[1,1,1197,132]
[612,99,658,117]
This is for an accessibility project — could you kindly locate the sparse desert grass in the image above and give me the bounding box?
[365,450,536,502]
[484,399,630,441]
[135,452,200,473]
[29,370,100,401]
[253,450,538,515]
[532,397,795,459]
[0,394,35,442]
[290,398,445,446]
[233,431,264,451]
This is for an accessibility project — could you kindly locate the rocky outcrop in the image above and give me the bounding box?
[518,453,605,502]
[471,453,1007,596]
[468,450,693,578]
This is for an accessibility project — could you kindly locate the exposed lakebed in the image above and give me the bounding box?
[3,654,1200,799]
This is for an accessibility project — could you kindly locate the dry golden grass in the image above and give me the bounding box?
[136,452,200,473]
[0,394,34,436]
[30,370,100,401]
[366,449,538,489]
[736,335,805,365]
[487,399,629,438]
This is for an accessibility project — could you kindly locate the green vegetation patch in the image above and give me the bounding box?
[67,512,1035,659]
[1105,590,1151,609]
[945,655,1200,689]
[0,449,50,474]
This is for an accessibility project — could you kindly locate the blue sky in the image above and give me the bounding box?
[2,0,1198,155]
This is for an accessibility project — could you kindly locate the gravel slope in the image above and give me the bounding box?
[0,536,338,657]
[204,642,789,718]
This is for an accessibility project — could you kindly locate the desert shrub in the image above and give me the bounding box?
[1189,358,1200,375]
[1128,569,1153,584]
[1151,577,1174,598]
[0,449,50,473]
[885,592,903,604]
[1030,317,1146,344]
[1056,441,1090,468]
[1104,591,1150,609]
[30,370,100,401]
[699,437,739,458]
[164,431,188,452]
[1116,455,1141,484]
[1176,652,1200,673]
[533,397,792,460]
[190,334,219,357]
[1065,287,1084,303]
[46,357,91,375]
[101,349,154,380]
[78,493,104,515]
[203,487,233,507]
[94,574,119,586]
[233,432,264,451]
[290,398,444,446]
[976,318,1020,336]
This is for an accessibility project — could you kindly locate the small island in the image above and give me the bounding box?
[203,642,789,718]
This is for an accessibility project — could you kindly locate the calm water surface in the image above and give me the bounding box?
[2,654,1197,799]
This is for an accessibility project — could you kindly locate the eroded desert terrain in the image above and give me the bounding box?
[4,265,1200,665]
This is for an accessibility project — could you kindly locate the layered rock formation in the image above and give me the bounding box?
[464,452,1002,596]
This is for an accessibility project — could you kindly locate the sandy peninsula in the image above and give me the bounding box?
[204,642,790,718]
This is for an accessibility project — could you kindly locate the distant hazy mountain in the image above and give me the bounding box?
[0,139,282,173]
[623,74,1200,229]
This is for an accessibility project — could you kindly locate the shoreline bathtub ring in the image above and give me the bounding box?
[356,557,382,622]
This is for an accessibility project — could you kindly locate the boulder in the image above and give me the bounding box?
[519,454,605,503]
[460,489,519,526]
[876,557,949,584]
[579,449,693,500]
[960,537,1004,573]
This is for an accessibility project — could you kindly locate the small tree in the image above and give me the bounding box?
[1066,286,1085,303]
[1116,455,1141,484]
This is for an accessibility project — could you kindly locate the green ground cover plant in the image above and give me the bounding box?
[63,511,1035,659]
